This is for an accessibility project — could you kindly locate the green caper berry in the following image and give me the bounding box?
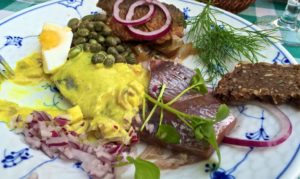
[102,26,112,36]
[73,37,87,45]
[89,31,98,39]
[104,54,115,67]
[68,18,80,31]
[82,14,94,22]
[91,53,106,64]
[121,51,129,58]
[68,46,82,59]
[97,35,105,44]
[77,28,90,37]
[94,21,105,32]
[126,56,136,64]
[116,45,125,53]
[89,39,98,45]
[79,21,89,28]
[90,43,103,53]
[128,52,135,59]
[126,47,132,53]
[116,54,126,63]
[73,32,79,39]
[86,22,95,31]
[114,37,121,44]
[126,53,136,64]
[83,43,91,51]
[106,36,118,46]
[107,47,119,57]
[94,13,107,22]
[98,51,107,56]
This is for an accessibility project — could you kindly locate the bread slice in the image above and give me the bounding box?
[214,62,300,106]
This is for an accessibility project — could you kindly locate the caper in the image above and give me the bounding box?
[116,45,125,53]
[79,21,89,29]
[73,37,87,45]
[94,21,105,32]
[68,46,82,59]
[116,54,126,63]
[102,25,112,36]
[83,43,91,51]
[88,31,98,39]
[82,14,94,22]
[97,35,105,44]
[126,53,136,64]
[91,52,106,64]
[86,22,95,31]
[89,39,98,45]
[77,28,90,37]
[107,47,119,57]
[90,43,103,53]
[104,54,115,67]
[114,37,121,44]
[73,32,79,39]
[68,18,80,31]
[94,13,107,22]
[121,51,129,57]
[106,36,118,46]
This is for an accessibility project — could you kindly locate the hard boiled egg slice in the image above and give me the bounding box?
[39,23,73,74]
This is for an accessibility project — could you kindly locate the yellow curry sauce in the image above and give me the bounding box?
[53,52,149,144]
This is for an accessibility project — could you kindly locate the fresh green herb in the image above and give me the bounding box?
[190,68,208,94]
[127,156,160,179]
[167,71,207,105]
[215,104,230,122]
[145,93,228,167]
[142,71,229,166]
[186,2,278,79]
[141,84,166,131]
[156,124,181,144]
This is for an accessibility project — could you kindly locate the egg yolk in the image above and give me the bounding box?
[40,30,60,50]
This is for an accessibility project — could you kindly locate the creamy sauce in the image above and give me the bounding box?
[0,53,65,125]
[0,52,149,145]
[12,53,50,85]
[53,52,149,144]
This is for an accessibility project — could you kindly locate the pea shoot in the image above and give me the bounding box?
[142,70,230,167]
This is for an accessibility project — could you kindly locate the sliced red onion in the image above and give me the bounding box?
[126,0,172,40]
[113,0,155,25]
[54,117,69,126]
[223,102,292,147]
[20,112,118,178]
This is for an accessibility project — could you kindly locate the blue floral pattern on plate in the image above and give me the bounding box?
[1,148,32,168]
[0,0,299,178]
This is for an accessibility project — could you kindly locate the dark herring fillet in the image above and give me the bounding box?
[139,61,236,159]
[214,62,300,106]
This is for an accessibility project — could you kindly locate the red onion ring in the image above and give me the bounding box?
[126,0,172,40]
[113,0,155,25]
[223,102,292,147]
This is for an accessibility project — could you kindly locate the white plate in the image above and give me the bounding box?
[0,0,299,179]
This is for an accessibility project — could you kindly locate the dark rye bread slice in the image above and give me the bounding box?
[214,62,300,106]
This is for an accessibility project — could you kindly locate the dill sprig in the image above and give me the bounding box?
[186,3,279,79]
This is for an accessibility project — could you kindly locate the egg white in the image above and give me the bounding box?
[40,23,73,74]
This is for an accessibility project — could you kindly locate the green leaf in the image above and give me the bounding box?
[190,69,208,94]
[215,104,230,122]
[194,127,204,140]
[127,156,160,179]
[202,124,221,167]
[156,124,181,144]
